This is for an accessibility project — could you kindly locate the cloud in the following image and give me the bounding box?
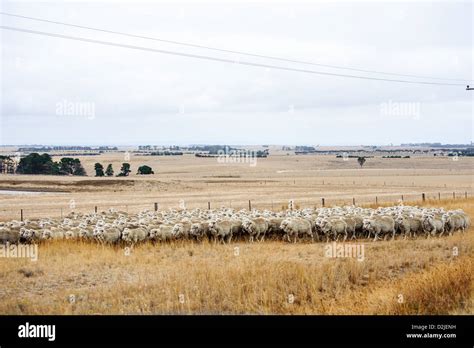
[1,1,472,145]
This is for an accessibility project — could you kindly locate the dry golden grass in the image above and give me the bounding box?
[0,198,472,315]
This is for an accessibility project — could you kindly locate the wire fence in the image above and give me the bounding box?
[1,190,471,222]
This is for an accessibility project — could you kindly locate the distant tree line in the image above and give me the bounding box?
[295,146,316,152]
[190,145,235,155]
[336,155,374,159]
[18,146,117,152]
[447,150,474,157]
[139,145,181,151]
[149,151,183,156]
[382,155,411,158]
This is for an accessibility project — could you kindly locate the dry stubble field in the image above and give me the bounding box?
[0,152,472,314]
[0,151,472,220]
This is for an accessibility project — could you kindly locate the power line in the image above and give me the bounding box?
[1,11,470,84]
[0,25,465,87]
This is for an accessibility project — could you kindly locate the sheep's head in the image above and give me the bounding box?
[395,215,404,223]
[362,219,372,229]
[19,227,28,238]
[241,219,253,232]
[190,223,201,236]
[78,229,89,239]
[172,223,184,237]
[280,219,291,232]
[208,220,219,233]
[122,228,132,242]
[93,227,104,238]
[42,230,53,240]
[421,215,434,230]
[320,222,332,233]
[149,228,159,239]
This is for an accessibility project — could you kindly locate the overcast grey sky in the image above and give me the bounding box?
[0,0,472,146]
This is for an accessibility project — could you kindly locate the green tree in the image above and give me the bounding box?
[16,153,55,174]
[357,157,366,168]
[15,153,86,175]
[73,163,87,176]
[117,163,131,176]
[94,163,105,177]
[137,165,154,175]
[58,158,86,176]
[105,164,114,177]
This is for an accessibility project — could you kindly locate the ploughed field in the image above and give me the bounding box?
[0,198,472,315]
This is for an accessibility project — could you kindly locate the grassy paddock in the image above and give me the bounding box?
[0,198,472,314]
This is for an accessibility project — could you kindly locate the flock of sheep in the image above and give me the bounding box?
[0,204,470,245]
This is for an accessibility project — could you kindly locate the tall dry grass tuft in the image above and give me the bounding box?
[389,257,472,315]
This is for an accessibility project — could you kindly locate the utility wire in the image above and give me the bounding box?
[0,25,465,87]
[1,11,470,83]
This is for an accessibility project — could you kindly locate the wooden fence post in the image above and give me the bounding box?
[352,197,355,205]
[453,192,455,199]
[438,192,441,200]
[375,196,378,204]
[321,198,325,207]
[422,193,425,202]
[154,203,158,211]
[465,191,468,199]
[401,195,404,202]
[208,202,211,210]
[248,200,252,211]
[95,206,97,213]
[20,209,23,222]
